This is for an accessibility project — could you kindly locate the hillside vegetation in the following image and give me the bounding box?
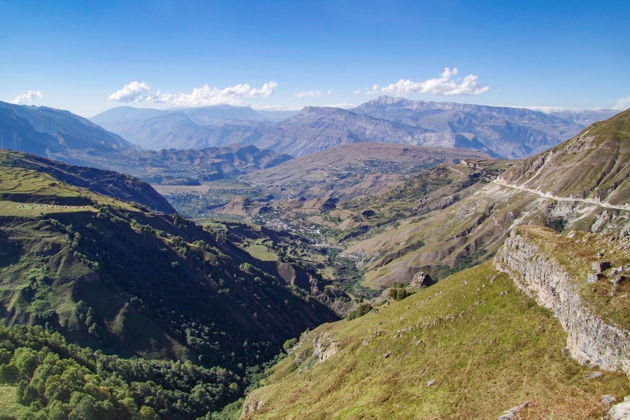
[242,261,629,419]
[0,149,174,213]
[0,150,351,416]
[0,325,241,419]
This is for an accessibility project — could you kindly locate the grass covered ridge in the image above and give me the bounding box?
[243,261,629,419]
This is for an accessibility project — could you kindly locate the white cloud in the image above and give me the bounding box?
[108,81,278,106]
[353,89,362,95]
[11,90,43,104]
[367,67,490,96]
[108,81,151,102]
[615,96,630,110]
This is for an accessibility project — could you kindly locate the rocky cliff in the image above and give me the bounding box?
[495,227,630,375]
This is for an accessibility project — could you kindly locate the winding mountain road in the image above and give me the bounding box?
[493,179,630,211]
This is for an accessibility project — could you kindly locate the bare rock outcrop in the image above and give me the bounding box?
[607,396,630,419]
[409,271,435,288]
[494,229,630,375]
[240,395,265,418]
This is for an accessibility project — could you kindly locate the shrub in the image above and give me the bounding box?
[347,304,373,320]
[545,216,567,233]
[388,288,412,301]
[282,338,298,352]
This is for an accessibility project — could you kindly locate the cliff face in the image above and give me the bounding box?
[494,228,630,375]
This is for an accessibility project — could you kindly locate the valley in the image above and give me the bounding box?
[3,3,629,418]
[0,102,628,419]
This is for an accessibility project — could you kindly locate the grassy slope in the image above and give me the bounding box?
[0,164,137,216]
[0,149,175,213]
[244,262,628,419]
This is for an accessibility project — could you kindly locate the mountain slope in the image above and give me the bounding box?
[499,108,630,205]
[0,153,343,374]
[91,105,271,150]
[101,144,293,184]
[337,109,630,289]
[92,104,269,128]
[0,149,175,213]
[0,101,135,165]
[106,112,264,150]
[242,261,629,418]
[353,96,586,158]
[548,109,617,126]
[240,143,488,200]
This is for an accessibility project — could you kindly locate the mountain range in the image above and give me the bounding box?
[91,105,291,150]
[0,102,295,186]
[0,98,628,418]
[91,97,616,159]
[0,101,135,166]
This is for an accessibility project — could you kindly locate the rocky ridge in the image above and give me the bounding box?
[495,227,630,375]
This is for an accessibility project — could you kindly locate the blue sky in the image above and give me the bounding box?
[1,0,628,116]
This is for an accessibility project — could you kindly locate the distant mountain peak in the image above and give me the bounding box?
[299,106,350,114]
[371,95,417,106]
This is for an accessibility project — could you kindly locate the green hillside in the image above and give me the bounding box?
[0,150,352,417]
[0,325,244,419]
[242,261,629,419]
[0,149,175,214]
